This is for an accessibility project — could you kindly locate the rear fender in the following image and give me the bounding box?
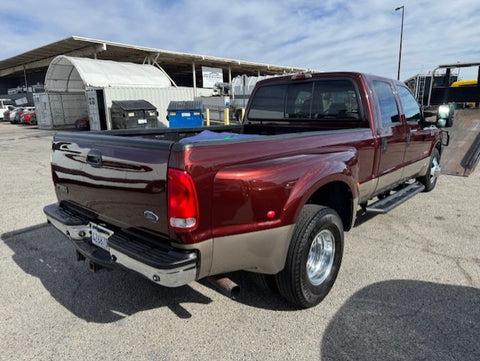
[211,147,359,236]
[282,149,359,229]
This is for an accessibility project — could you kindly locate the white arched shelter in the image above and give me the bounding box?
[45,55,171,91]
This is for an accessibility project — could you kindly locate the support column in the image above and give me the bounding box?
[443,68,451,104]
[192,62,197,98]
[23,65,28,94]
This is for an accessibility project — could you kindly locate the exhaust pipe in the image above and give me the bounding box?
[207,275,240,299]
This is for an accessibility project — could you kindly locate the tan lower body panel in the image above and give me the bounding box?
[358,157,429,203]
[175,224,295,279]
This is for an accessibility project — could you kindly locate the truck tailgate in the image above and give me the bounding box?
[51,132,172,237]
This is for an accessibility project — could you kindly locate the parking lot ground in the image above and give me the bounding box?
[1,122,479,361]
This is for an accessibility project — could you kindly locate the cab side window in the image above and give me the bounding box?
[397,85,421,122]
[373,80,399,124]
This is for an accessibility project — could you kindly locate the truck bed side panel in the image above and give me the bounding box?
[170,129,374,242]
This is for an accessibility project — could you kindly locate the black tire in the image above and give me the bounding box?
[275,205,344,308]
[418,148,440,192]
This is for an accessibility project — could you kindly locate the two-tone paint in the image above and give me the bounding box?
[47,71,442,282]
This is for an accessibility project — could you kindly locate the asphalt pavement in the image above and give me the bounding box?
[1,122,479,361]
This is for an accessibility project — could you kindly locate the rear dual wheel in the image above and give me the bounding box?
[275,205,344,308]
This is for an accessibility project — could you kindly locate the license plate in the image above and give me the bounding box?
[90,223,113,251]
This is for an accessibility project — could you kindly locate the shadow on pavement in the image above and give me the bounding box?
[198,271,297,312]
[321,279,480,361]
[2,224,212,323]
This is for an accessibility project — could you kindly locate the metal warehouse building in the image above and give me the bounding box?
[0,36,307,129]
[0,36,306,101]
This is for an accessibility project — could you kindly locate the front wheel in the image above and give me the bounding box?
[418,148,440,192]
[275,205,344,308]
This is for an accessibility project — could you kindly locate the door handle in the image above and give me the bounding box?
[86,150,103,167]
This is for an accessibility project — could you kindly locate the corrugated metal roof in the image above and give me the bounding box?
[0,36,308,77]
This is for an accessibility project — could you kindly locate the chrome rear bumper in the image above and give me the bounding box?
[43,203,198,288]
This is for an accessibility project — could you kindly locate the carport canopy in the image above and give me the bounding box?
[45,55,171,92]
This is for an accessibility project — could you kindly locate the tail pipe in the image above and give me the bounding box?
[207,275,240,299]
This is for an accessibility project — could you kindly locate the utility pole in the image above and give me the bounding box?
[395,5,405,81]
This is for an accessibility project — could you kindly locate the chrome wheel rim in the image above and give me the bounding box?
[430,157,439,181]
[306,229,335,286]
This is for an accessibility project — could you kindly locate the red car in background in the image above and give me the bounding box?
[20,108,37,125]
[15,107,35,124]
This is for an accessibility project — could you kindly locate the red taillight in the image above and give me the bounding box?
[168,169,199,231]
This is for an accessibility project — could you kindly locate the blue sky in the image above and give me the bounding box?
[1,0,480,80]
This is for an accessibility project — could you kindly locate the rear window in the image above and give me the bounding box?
[248,79,361,121]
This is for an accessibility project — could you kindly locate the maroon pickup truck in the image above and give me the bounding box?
[44,72,447,308]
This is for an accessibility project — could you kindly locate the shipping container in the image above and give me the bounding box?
[34,92,87,129]
[86,86,212,130]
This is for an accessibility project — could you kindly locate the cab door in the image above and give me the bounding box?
[372,80,408,192]
[396,84,435,178]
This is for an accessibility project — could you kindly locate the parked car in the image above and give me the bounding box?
[9,107,24,123]
[74,116,90,130]
[20,109,37,125]
[2,106,15,121]
[14,107,35,124]
[0,99,14,120]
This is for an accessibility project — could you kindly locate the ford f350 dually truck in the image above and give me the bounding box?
[44,72,448,308]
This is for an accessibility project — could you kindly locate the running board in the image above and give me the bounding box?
[365,182,425,214]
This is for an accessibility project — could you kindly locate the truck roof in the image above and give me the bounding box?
[254,71,401,87]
